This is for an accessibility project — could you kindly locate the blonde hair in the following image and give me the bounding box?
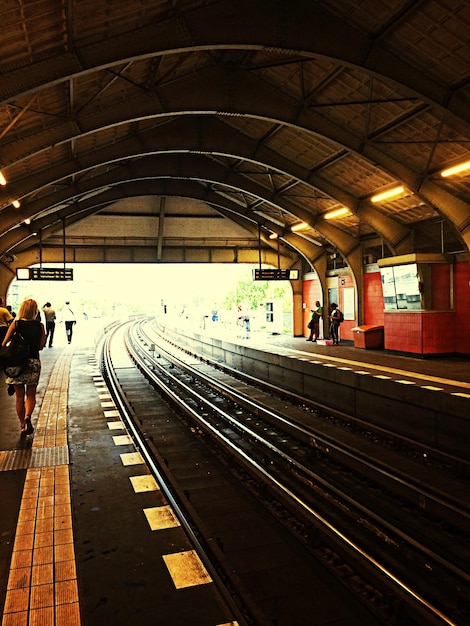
[18,298,39,321]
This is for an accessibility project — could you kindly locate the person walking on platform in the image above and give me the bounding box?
[307,300,323,342]
[42,302,56,347]
[0,297,13,344]
[63,301,76,344]
[2,298,46,436]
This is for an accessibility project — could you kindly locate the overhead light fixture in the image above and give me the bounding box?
[324,207,351,220]
[269,232,278,239]
[441,159,470,178]
[24,218,31,225]
[371,186,405,203]
[0,171,6,186]
[12,199,20,208]
[291,222,309,232]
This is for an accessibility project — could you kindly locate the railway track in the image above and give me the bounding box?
[100,319,469,626]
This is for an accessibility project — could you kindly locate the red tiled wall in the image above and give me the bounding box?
[431,264,451,310]
[384,311,456,354]
[422,312,455,354]
[363,272,385,325]
[455,262,470,354]
[384,312,423,353]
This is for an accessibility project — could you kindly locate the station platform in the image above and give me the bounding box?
[1,323,469,626]
[261,333,470,390]
[0,326,238,626]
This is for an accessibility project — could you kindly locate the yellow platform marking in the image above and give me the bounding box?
[284,345,470,390]
[129,475,159,493]
[120,452,144,466]
[451,391,470,398]
[2,351,80,626]
[104,409,120,418]
[163,550,212,588]
[396,379,416,385]
[112,435,133,446]
[144,506,181,530]
[107,421,124,430]
[100,401,115,408]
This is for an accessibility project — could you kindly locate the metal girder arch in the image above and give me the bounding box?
[2,177,297,261]
[419,180,470,252]
[0,261,16,300]
[7,246,290,275]
[0,115,357,231]
[199,205,299,266]
[0,201,112,257]
[2,152,364,266]
[2,116,407,266]
[355,201,413,254]
[1,177,254,254]
[2,112,357,215]
[0,1,466,123]
[2,70,461,250]
[213,204,326,272]
[0,67,456,228]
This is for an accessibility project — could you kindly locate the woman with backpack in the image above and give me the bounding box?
[2,298,46,435]
[329,303,342,345]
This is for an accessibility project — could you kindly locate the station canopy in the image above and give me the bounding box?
[0,0,469,279]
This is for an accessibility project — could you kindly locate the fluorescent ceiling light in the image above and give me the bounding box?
[441,159,470,177]
[269,232,278,239]
[291,222,309,232]
[371,186,405,203]
[12,200,20,208]
[324,207,351,219]
[0,171,6,186]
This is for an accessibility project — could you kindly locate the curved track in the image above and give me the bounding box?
[100,319,469,626]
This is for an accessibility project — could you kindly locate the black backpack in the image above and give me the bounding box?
[336,309,344,323]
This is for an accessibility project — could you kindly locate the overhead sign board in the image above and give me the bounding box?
[16,267,74,281]
[253,268,299,281]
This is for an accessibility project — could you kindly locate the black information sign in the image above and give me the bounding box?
[17,267,74,281]
[253,268,299,281]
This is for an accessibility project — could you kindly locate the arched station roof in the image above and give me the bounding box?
[0,0,469,285]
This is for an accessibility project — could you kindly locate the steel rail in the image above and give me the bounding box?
[128,319,464,626]
[99,322,252,626]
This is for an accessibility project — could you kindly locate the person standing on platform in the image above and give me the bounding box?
[42,302,56,347]
[0,297,13,344]
[329,303,341,345]
[306,300,323,342]
[2,298,46,436]
[63,301,76,344]
[6,305,16,319]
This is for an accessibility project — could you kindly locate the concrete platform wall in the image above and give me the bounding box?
[160,325,469,458]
